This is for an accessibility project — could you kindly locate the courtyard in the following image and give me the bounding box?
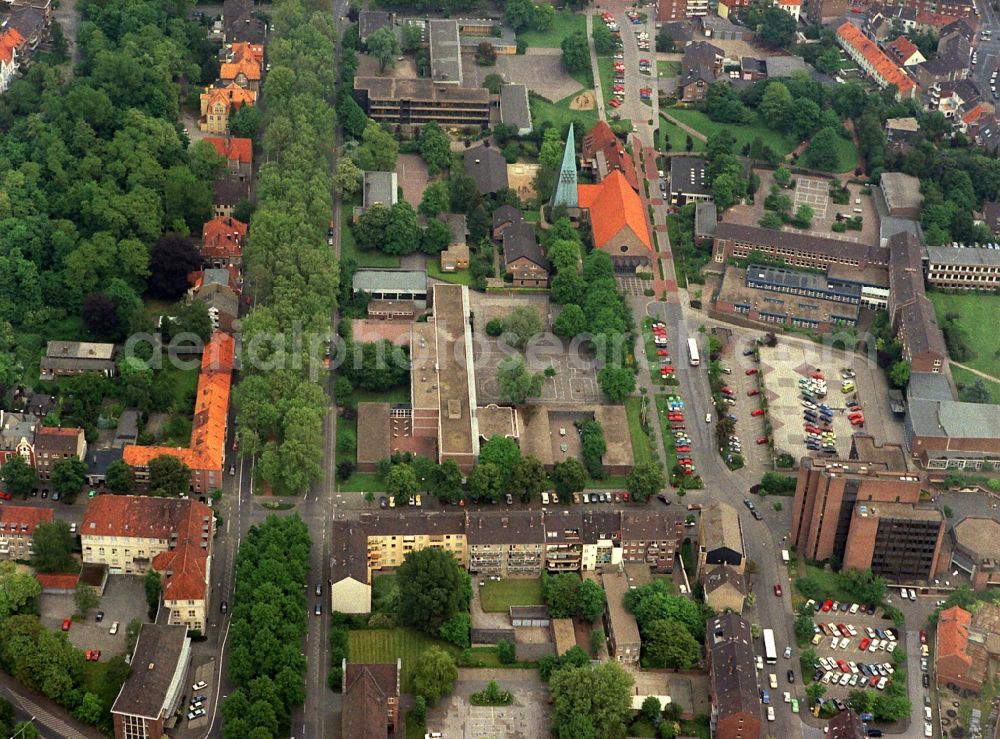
[426,672,550,739]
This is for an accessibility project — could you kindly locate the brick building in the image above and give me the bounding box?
[0,506,52,560]
[888,231,948,374]
[353,77,491,130]
[341,660,400,738]
[924,246,1000,290]
[697,501,744,576]
[950,516,1000,591]
[840,501,945,580]
[936,606,977,692]
[707,613,761,739]
[711,223,888,271]
[34,426,86,481]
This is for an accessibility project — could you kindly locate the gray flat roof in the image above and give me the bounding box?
[429,19,462,85]
[363,171,398,209]
[353,269,427,293]
[499,84,532,133]
[669,156,709,197]
[112,624,188,719]
[880,172,923,212]
[908,397,1000,439]
[925,245,1000,267]
[907,371,955,402]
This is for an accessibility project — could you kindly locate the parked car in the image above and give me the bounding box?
[774,584,782,597]
[61,618,71,631]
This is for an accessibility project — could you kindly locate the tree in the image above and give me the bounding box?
[712,172,744,211]
[561,31,590,75]
[31,521,76,574]
[549,662,634,739]
[597,366,636,403]
[0,563,41,619]
[11,723,38,739]
[505,0,536,32]
[498,306,543,349]
[551,271,587,305]
[367,27,400,73]
[337,91,368,140]
[533,2,555,31]
[73,692,105,725]
[148,455,192,497]
[385,202,421,255]
[163,299,213,343]
[482,73,505,94]
[551,458,587,496]
[421,218,451,255]
[479,436,521,479]
[644,619,700,668]
[411,646,458,705]
[81,292,122,337]
[579,420,606,479]
[418,122,451,175]
[960,379,992,403]
[544,573,582,618]
[509,456,547,502]
[759,211,784,229]
[386,465,419,506]
[2,456,36,498]
[432,459,464,504]
[355,121,399,172]
[51,458,87,498]
[334,156,363,197]
[751,5,797,48]
[626,462,666,503]
[806,681,827,705]
[641,696,663,726]
[438,612,471,649]
[759,82,793,127]
[592,22,615,55]
[397,547,472,634]
[144,569,161,620]
[888,360,911,389]
[401,21,423,53]
[419,180,451,218]
[624,580,710,641]
[497,639,516,664]
[475,41,497,66]
[467,462,502,503]
[794,608,816,645]
[74,582,99,618]
[686,134,694,152]
[148,234,201,300]
[578,580,605,621]
[448,172,481,214]
[229,105,261,139]
[553,304,586,339]
[105,458,134,494]
[791,203,814,229]
[497,356,543,404]
[804,127,841,171]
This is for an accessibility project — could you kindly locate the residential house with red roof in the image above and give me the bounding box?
[219,42,262,93]
[82,496,214,632]
[201,216,246,268]
[122,332,234,494]
[202,136,253,178]
[885,35,925,66]
[0,27,25,93]
[580,121,640,192]
[836,22,917,100]
[199,83,256,135]
[0,505,52,560]
[936,606,976,691]
[577,170,653,272]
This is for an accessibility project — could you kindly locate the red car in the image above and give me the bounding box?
[860,637,871,651]
[756,437,768,445]
[747,389,760,396]
[822,599,833,612]
[85,649,101,662]
[662,365,674,373]
[0,491,11,501]
[623,492,630,502]
[774,584,782,597]
[676,445,691,453]
[62,618,71,631]
[920,629,927,644]
[869,675,880,687]
[812,372,825,380]
[746,368,758,375]
[751,409,764,417]
[609,98,621,108]
[721,386,733,394]
[657,349,668,356]
[838,660,850,673]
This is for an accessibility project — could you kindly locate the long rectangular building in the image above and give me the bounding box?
[330,509,684,614]
[836,22,917,100]
[888,232,948,374]
[711,223,888,271]
[924,245,1000,290]
[353,77,491,130]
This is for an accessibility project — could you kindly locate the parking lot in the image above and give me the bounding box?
[717,348,770,470]
[805,601,907,702]
[40,575,147,658]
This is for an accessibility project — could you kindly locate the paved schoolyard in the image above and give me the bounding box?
[427,672,550,739]
[794,177,830,220]
[396,153,430,207]
[462,49,581,102]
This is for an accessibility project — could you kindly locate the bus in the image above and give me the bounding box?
[687,337,700,367]
[762,628,778,664]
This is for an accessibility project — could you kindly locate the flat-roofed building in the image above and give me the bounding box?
[354,77,491,130]
[712,223,888,271]
[880,172,923,217]
[950,516,1000,591]
[363,171,398,211]
[669,156,711,205]
[111,624,190,739]
[40,341,115,380]
[906,397,1000,469]
[602,571,641,663]
[499,84,532,136]
[352,269,428,308]
[519,405,636,476]
[924,245,1000,290]
[841,501,945,580]
[429,19,462,85]
[707,613,761,739]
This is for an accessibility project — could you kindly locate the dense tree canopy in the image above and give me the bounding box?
[397,547,472,634]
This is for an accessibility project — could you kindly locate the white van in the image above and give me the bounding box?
[706,412,712,423]
[541,492,550,505]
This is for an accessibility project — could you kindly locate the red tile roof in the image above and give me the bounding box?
[201,216,246,261]
[123,332,233,474]
[0,28,25,64]
[837,22,916,97]
[962,102,990,125]
[82,496,213,602]
[0,505,52,535]
[582,121,640,191]
[886,35,920,63]
[937,606,972,665]
[202,136,253,165]
[219,55,261,83]
[915,11,958,28]
[36,573,79,590]
[201,84,257,111]
[227,42,264,64]
[577,170,652,251]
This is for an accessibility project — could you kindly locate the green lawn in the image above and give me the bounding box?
[830,134,859,174]
[950,365,1000,403]
[478,577,544,612]
[660,114,704,154]
[342,222,401,268]
[794,564,854,605]
[158,365,200,414]
[518,10,586,48]
[338,472,380,493]
[667,107,797,157]
[348,628,459,692]
[928,292,1000,379]
[657,60,681,77]
[596,55,614,106]
[352,387,412,405]
[529,91,598,131]
[625,396,657,466]
[427,257,472,285]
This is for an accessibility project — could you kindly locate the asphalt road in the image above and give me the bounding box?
[973,0,1000,100]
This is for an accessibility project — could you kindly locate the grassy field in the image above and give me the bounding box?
[625,396,657,466]
[596,55,614,106]
[950,365,1000,403]
[518,10,586,48]
[478,577,544,612]
[830,134,859,174]
[928,292,1000,379]
[530,91,598,131]
[426,257,472,285]
[348,628,460,692]
[657,60,681,77]
[342,222,400,268]
[338,472,380,493]
[660,114,704,154]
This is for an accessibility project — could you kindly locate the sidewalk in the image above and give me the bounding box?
[585,13,607,123]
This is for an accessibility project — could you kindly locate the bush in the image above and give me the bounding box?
[486,318,505,336]
[497,639,516,664]
[470,680,513,706]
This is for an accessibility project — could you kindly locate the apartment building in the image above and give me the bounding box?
[123,332,233,494]
[841,502,945,580]
[703,564,747,614]
[888,232,948,374]
[790,452,923,565]
[707,613,762,739]
[111,624,190,739]
[657,0,708,20]
[200,215,246,268]
[836,22,917,100]
[0,506,51,560]
[602,571,641,664]
[353,77,491,130]
[330,510,684,614]
[34,426,86,481]
[711,223,888,271]
[81,496,214,633]
[924,245,1000,290]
